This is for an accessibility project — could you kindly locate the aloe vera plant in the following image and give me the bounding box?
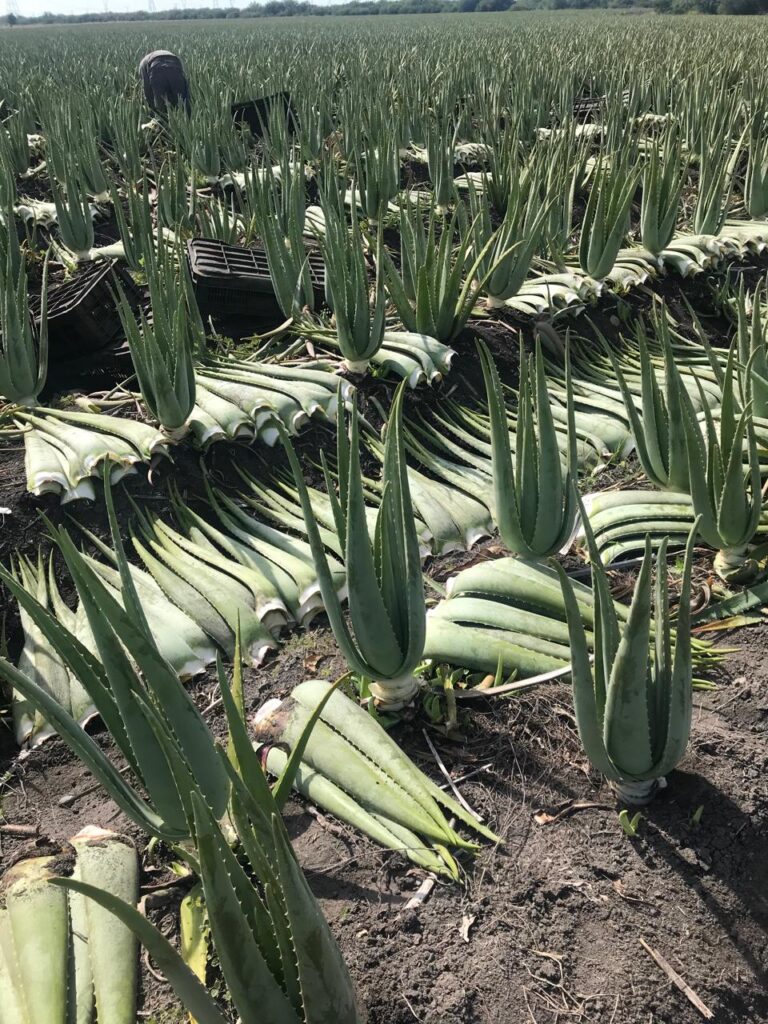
[0,111,30,178]
[425,117,458,213]
[0,246,48,407]
[555,518,697,805]
[50,156,95,261]
[317,195,385,373]
[282,383,426,709]
[115,246,199,439]
[252,160,315,319]
[478,338,578,560]
[108,175,157,271]
[612,314,693,492]
[579,154,639,280]
[692,131,740,236]
[682,350,762,582]
[255,680,498,878]
[736,277,768,418]
[640,131,684,256]
[352,131,400,226]
[382,201,495,344]
[468,177,548,307]
[55,652,361,1024]
[745,116,768,221]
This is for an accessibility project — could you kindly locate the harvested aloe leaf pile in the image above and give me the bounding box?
[1,11,768,1024]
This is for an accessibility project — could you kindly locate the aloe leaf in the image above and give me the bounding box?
[51,878,227,1024]
[190,793,302,1024]
[553,559,617,781]
[271,815,361,1024]
[265,746,454,876]
[180,880,209,1000]
[70,827,140,1024]
[603,539,655,777]
[0,654,179,837]
[3,853,69,1024]
[291,681,464,837]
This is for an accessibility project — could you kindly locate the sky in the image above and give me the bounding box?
[15,0,258,19]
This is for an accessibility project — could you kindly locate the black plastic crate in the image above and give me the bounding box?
[231,92,298,138]
[31,259,143,361]
[572,95,603,121]
[187,238,325,320]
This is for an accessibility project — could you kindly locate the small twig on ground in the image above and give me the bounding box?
[404,875,436,912]
[306,804,354,842]
[401,991,422,1022]
[0,823,39,836]
[422,729,481,821]
[142,948,168,986]
[437,763,493,791]
[639,937,714,1019]
[534,801,612,826]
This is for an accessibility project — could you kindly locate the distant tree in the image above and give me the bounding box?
[6,12,17,26]
[719,0,765,12]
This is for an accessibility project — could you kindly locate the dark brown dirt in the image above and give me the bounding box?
[0,616,765,1024]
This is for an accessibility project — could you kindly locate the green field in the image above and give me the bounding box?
[0,10,767,1024]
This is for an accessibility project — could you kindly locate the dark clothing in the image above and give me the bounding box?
[139,51,190,114]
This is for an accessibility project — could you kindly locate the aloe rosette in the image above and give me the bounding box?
[478,337,578,560]
[682,351,762,581]
[282,383,426,710]
[555,515,697,805]
[612,316,693,492]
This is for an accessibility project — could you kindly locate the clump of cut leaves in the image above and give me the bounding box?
[0,827,139,1024]
[254,680,498,878]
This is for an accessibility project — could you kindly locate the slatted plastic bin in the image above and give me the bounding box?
[31,259,142,360]
[186,237,325,319]
[231,92,298,137]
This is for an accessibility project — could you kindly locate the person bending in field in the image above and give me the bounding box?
[139,51,191,114]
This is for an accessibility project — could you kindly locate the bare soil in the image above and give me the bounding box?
[0,617,765,1024]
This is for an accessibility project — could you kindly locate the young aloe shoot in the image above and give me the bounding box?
[281,383,426,710]
[555,510,697,806]
[478,337,578,561]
